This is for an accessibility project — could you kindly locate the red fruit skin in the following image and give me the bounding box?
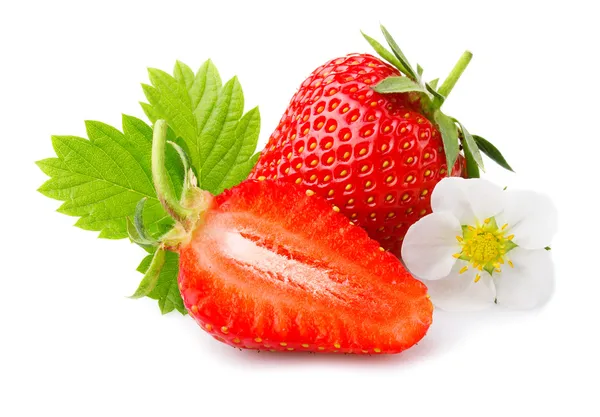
[178,180,433,354]
[249,54,464,257]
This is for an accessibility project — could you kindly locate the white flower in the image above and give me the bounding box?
[401,177,557,311]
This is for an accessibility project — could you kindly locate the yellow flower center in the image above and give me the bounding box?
[465,232,500,264]
[454,217,517,282]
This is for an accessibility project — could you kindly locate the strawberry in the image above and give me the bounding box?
[150,120,433,354]
[178,179,432,353]
[249,26,510,257]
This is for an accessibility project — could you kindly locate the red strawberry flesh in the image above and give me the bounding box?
[178,180,432,354]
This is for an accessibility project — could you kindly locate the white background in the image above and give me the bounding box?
[1,0,599,415]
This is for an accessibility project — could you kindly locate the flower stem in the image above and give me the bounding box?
[152,119,193,228]
[434,51,473,109]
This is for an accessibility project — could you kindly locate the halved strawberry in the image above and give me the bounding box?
[177,179,432,354]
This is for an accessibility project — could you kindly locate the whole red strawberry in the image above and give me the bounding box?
[250,26,511,257]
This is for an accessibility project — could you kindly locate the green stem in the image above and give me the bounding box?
[434,51,473,109]
[152,119,193,228]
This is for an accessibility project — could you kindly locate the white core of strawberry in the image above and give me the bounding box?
[198,229,357,301]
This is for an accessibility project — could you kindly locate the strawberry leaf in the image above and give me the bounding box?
[142,60,259,195]
[38,60,259,316]
[455,121,484,171]
[379,25,418,81]
[461,137,481,178]
[433,111,460,174]
[140,101,159,123]
[473,135,515,172]
[136,254,153,273]
[425,81,445,102]
[130,249,167,299]
[136,251,185,315]
[361,31,412,77]
[173,61,196,92]
[36,115,184,239]
[143,69,197,153]
[372,76,426,94]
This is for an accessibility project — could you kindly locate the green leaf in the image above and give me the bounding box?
[140,102,158,123]
[425,82,445,102]
[192,60,223,135]
[462,141,480,178]
[142,60,259,195]
[460,123,484,169]
[372,76,426,94]
[361,31,412,77]
[143,69,197,153]
[203,106,261,194]
[433,111,460,174]
[455,121,484,173]
[130,249,167,299]
[424,78,445,102]
[36,115,184,239]
[137,250,185,315]
[173,61,195,92]
[417,64,424,78]
[137,254,153,273]
[379,25,418,81]
[473,135,515,172]
[198,77,244,188]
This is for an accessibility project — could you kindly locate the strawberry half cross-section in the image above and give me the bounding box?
[143,119,433,354]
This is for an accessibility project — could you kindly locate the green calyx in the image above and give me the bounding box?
[362,25,514,177]
[151,120,195,228]
[127,119,211,301]
[127,119,208,250]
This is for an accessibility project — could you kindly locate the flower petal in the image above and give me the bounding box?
[401,211,462,280]
[495,248,554,310]
[431,177,505,224]
[501,190,558,249]
[425,263,496,312]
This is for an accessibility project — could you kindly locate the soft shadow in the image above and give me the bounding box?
[202,341,429,369]
[192,306,543,368]
[420,306,545,356]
